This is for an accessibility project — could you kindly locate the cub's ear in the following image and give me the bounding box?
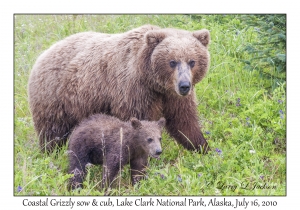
[193,29,210,47]
[130,117,142,129]
[157,117,166,129]
[145,30,166,46]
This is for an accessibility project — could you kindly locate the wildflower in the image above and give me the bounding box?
[249,150,256,154]
[205,131,211,135]
[17,186,22,193]
[160,174,165,179]
[259,175,264,180]
[197,173,202,178]
[254,27,260,32]
[278,99,283,104]
[236,98,241,106]
[177,175,182,182]
[279,110,284,119]
[215,148,222,155]
[246,117,251,126]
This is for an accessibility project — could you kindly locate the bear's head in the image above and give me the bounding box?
[145,27,210,97]
[130,117,166,158]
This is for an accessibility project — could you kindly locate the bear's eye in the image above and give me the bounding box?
[169,60,177,68]
[189,60,195,68]
[147,138,153,143]
[159,137,162,142]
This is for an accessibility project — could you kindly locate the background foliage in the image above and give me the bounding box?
[240,14,286,89]
[14,14,286,196]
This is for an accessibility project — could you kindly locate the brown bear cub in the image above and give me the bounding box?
[68,114,165,190]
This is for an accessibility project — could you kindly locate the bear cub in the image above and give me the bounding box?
[68,114,165,189]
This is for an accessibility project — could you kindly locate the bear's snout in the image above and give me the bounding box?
[175,62,192,96]
[179,81,191,95]
[155,149,162,156]
[150,147,162,158]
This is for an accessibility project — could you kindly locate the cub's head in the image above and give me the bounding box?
[145,27,210,96]
[130,117,166,158]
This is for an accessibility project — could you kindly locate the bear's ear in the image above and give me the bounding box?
[146,30,166,47]
[193,29,210,47]
[130,117,142,129]
[157,117,166,129]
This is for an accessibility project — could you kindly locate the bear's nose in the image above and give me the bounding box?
[155,149,162,156]
[179,81,191,95]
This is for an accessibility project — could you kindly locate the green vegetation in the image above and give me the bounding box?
[240,14,286,89]
[14,15,286,196]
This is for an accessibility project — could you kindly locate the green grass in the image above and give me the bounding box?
[14,14,286,196]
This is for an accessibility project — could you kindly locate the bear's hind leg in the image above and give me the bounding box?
[68,152,89,190]
[69,167,85,190]
[38,121,72,153]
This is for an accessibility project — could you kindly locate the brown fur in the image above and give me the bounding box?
[67,114,165,189]
[28,24,210,152]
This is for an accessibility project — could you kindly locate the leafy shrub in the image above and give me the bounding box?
[240,15,286,89]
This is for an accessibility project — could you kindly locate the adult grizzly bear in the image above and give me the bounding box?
[28,24,210,153]
[68,114,165,189]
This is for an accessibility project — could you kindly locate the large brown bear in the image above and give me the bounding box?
[68,114,165,189]
[28,24,210,153]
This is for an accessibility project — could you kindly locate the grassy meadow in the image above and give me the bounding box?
[14,15,286,196]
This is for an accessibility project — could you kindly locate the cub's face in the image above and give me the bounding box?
[130,117,166,158]
[146,29,210,97]
[141,126,163,158]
